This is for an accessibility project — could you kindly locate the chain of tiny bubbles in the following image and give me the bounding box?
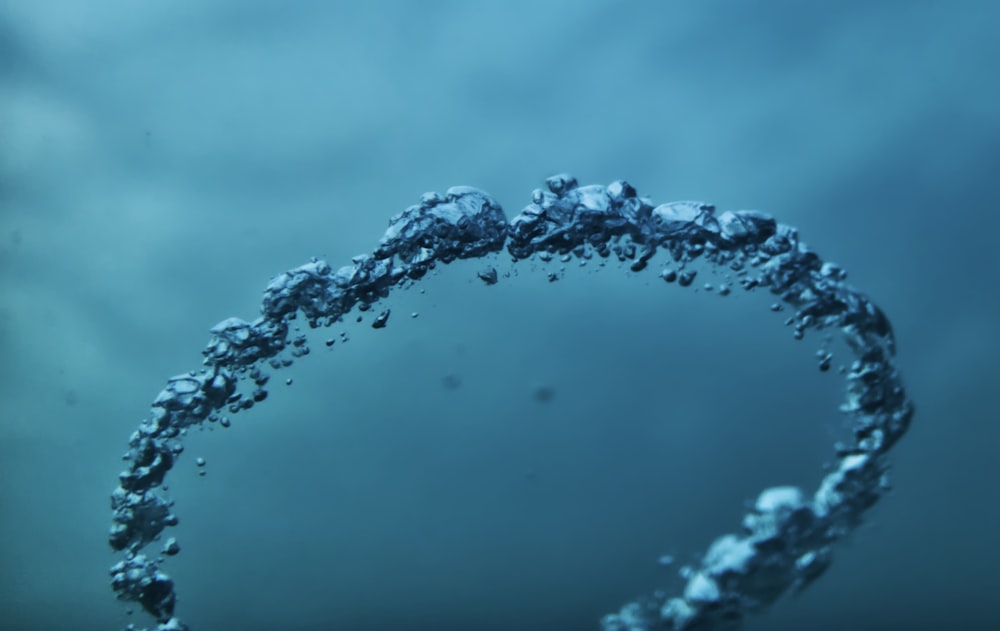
[107,175,913,630]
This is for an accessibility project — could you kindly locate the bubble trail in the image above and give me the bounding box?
[108,175,913,630]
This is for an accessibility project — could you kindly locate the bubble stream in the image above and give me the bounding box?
[108,175,913,630]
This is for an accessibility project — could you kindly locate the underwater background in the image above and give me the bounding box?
[1,1,999,629]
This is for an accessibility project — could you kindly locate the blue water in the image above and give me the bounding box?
[1,1,998,630]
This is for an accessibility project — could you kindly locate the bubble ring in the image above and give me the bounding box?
[108,175,913,630]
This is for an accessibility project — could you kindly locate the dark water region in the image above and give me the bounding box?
[1,1,999,630]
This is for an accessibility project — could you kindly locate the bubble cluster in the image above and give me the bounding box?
[109,176,912,630]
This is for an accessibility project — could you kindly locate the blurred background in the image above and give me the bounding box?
[1,1,999,629]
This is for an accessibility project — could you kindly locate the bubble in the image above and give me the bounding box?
[371,309,391,329]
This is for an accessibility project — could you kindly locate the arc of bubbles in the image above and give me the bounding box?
[108,175,913,630]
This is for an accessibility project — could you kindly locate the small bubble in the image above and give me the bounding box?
[477,267,498,285]
[163,537,181,556]
[372,309,390,329]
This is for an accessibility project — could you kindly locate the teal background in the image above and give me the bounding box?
[1,1,998,629]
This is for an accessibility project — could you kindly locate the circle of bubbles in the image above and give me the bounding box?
[108,175,913,631]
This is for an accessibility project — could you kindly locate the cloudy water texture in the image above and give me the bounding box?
[2,1,999,630]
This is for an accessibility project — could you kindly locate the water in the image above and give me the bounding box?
[1,1,999,630]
